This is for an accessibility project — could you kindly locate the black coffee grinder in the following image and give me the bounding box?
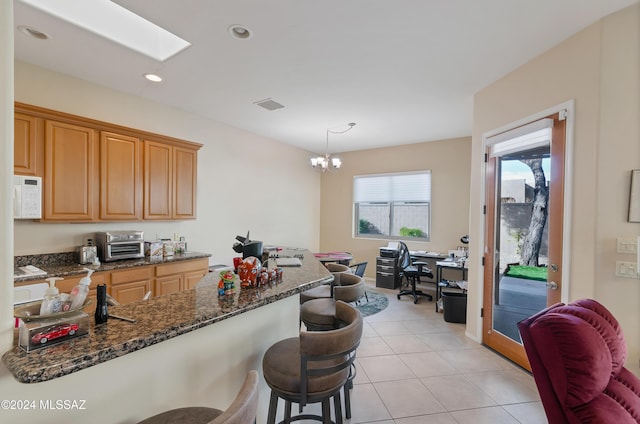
[232,231,263,259]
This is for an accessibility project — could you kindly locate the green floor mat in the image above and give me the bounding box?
[505,265,548,281]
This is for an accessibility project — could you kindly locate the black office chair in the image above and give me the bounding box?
[396,241,434,304]
[349,261,367,278]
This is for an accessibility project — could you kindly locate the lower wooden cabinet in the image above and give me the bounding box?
[15,271,109,314]
[15,258,209,307]
[185,269,207,290]
[154,258,208,296]
[110,267,152,305]
[55,272,109,312]
[155,275,182,297]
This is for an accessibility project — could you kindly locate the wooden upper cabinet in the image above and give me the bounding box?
[144,141,198,220]
[173,146,197,219]
[44,120,98,221]
[15,103,201,222]
[100,132,142,220]
[14,113,43,176]
[144,140,173,220]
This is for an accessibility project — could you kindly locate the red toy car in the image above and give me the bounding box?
[31,323,79,344]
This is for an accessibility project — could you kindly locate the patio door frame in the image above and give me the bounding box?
[479,100,575,369]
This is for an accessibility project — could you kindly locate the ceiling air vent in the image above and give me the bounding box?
[254,98,284,111]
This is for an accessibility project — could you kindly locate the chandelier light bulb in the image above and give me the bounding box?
[310,122,355,172]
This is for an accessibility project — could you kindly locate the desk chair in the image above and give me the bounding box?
[396,241,434,304]
[137,370,259,424]
[349,262,367,278]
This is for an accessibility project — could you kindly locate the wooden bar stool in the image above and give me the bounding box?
[137,370,259,424]
[262,301,363,424]
[299,263,350,304]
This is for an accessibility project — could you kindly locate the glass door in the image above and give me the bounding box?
[483,113,566,369]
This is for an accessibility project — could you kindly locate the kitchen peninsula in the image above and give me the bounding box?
[1,249,332,423]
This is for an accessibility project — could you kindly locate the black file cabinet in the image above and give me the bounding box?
[376,256,400,289]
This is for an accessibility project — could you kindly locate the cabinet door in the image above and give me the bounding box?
[56,272,109,313]
[14,113,43,176]
[44,120,98,221]
[155,275,183,296]
[144,140,172,220]
[173,146,197,219]
[111,280,151,305]
[111,267,152,304]
[184,269,207,290]
[100,132,142,220]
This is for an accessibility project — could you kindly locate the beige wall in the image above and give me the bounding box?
[2,61,320,423]
[13,62,322,264]
[319,137,472,275]
[468,4,640,372]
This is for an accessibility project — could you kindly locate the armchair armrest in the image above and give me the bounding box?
[412,261,433,278]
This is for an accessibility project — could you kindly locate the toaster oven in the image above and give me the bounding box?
[96,231,145,262]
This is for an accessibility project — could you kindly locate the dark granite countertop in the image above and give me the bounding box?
[14,251,212,284]
[3,248,332,383]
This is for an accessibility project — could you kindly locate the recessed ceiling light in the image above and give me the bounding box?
[19,0,191,61]
[144,73,163,82]
[228,25,252,40]
[17,25,50,40]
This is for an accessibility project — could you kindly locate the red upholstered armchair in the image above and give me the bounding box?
[518,299,640,424]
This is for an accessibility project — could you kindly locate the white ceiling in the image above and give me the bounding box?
[13,0,638,154]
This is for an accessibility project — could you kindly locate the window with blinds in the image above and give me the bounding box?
[353,171,431,241]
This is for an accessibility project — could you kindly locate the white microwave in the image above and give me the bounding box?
[13,175,42,219]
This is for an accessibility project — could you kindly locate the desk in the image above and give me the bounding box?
[314,252,353,266]
[436,260,468,312]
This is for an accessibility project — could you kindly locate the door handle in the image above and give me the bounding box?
[546,281,558,290]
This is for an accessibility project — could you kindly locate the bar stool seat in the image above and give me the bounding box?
[138,407,222,423]
[263,301,363,424]
[137,370,259,424]
[300,263,350,304]
[300,298,337,330]
[299,285,332,304]
[301,274,365,331]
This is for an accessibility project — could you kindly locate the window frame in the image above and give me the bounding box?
[353,171,431,242]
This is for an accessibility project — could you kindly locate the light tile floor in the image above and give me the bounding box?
[294,281,547,424]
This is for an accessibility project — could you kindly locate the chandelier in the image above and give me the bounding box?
[310,122,356,172]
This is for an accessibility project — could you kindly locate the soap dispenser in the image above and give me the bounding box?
[69,268,93,310]
[39,277,63,316]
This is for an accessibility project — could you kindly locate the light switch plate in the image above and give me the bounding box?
[617,237,638,254]
[615,261,639,278]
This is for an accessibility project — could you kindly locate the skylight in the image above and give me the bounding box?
[19,0,191,61]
